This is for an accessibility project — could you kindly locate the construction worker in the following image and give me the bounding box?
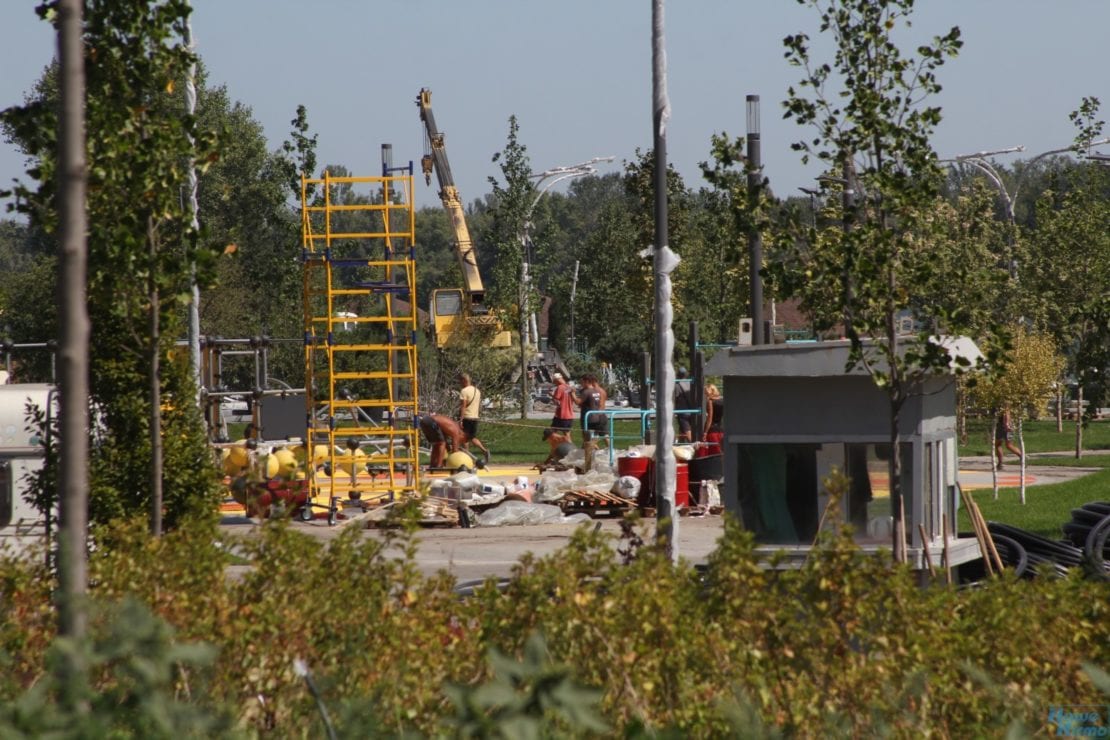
[458,373,490,464]
[415,412,465,468]
[549,372,576,443]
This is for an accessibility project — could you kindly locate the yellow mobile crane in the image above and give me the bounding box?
[417,87,513,348]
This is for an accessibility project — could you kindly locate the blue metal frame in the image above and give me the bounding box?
[583,408,700,465]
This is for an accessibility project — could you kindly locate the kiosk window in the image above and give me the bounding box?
[0,460,11,528]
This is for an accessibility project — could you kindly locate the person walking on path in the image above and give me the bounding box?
[549,372,576,442]
[994,408,1022,470]
[458,373,490,464]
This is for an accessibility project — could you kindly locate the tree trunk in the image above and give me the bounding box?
[887,331,906,563]
[956,385,967,446]
[518,282,528,420]
[1074,385,1083,460]
[1055,386,1063,433]
[1018,418,1026,505]
[149,216,164,536]
[990,415,999,500]
[886,229,906,565]
[890,396,906,565]
[56,0,90,709]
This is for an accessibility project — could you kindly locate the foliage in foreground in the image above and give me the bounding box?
[0,515,1107,737]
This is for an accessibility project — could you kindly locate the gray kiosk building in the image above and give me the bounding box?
[703,338,983,569]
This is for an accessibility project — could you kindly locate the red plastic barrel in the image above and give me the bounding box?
[675,462,690,508]
[642,460,690,509]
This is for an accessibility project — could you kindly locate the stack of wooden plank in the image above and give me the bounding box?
[363,496,461,528]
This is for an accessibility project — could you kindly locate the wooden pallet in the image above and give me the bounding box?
[558,489,633,517]
[363,496,462,528]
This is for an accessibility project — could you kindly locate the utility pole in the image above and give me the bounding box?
[652,0,679,561]
[56,0,91,688]
[746,95,764,344]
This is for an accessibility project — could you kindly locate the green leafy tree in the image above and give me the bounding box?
[698,132,780,347]
[198,92,307,388]
[279,103,317,201]
[1020,98,1110,456]
[559,151,690,373]
[539,172,633,359]
[970,327,1065,502]
[414,206,465,311]
[563,189,645,370]
[485,116,537,418]
[779,0,979,561]
[1,0,223,532]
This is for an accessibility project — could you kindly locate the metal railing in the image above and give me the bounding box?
[583,407,701,465]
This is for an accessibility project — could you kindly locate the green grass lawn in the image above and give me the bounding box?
[959,418,1110,456]
[232,416,655,465]
[477,416,650,464]
[960,459,1110,538]
[1024,455,1110,468]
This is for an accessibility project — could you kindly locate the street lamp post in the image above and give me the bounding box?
[513,156,614,418]
[945,140,1110,279]
[798,186,820,228]
[746,95,764,345]
[944,138,1109,434]
[520,156,615,347]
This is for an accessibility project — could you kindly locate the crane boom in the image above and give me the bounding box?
[417,88,486,310]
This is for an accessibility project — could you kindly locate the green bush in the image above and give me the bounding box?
[1,515,1107,736]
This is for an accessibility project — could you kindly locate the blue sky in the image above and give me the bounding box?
[2,1,1108,213]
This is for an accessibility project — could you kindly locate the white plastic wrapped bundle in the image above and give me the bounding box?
[534,469,580,502]
[475,501,592,527]
[612,476,642,500]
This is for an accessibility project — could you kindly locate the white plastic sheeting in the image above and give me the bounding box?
[475,501,592,527]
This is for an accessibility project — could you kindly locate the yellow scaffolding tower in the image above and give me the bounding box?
[300,169,420,522]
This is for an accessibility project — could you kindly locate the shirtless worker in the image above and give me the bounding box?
[540,427,576,467]
[414,412,466,468]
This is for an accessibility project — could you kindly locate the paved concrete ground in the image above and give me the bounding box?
[220,453,1103,581]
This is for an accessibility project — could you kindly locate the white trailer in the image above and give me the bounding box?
[0,384,55,556]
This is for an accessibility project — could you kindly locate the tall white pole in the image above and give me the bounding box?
[184,9,202,404]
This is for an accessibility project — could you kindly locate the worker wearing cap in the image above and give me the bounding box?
[549,372,576,443]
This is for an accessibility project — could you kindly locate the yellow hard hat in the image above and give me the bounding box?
[445,450,476,471]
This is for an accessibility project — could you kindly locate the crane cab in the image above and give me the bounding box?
[429,288,512,349]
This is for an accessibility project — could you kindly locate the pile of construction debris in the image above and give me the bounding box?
[428,444,722,528]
